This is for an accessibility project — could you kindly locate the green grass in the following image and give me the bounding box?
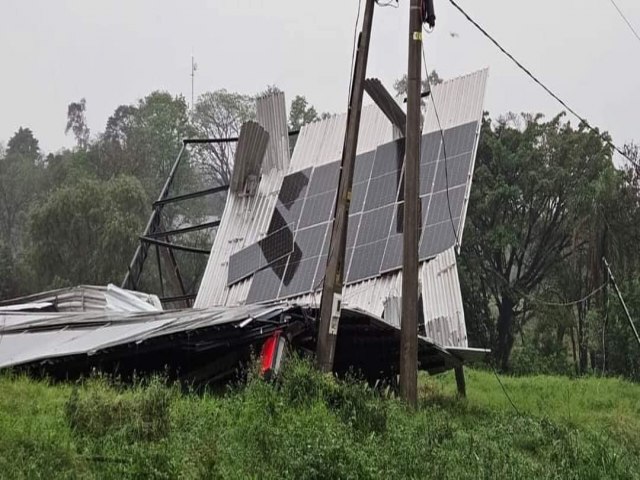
[0,362,639,479]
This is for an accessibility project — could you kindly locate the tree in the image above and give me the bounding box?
[0,128,43,251]
[65,98,90,149]
[190,89,255,187]
[94,92,193,197]
[289,95,319,130]
[27,175,148,288]
[6,127,40,163]
[461,113,615,370]
[393,70,443,96]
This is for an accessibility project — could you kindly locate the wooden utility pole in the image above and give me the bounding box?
[399,0,424,408]
[316,0,376,372]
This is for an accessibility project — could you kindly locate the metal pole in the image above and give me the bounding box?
[191,55,196,110]
[121,144,187,290]
[400,0,423,408]
[316,0,376,372]
[603,257,640,348]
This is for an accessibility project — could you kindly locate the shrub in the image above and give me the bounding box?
[65,374,174,443]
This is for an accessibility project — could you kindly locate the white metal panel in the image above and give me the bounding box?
[420,247,467,348]
[422,69,488,133]
[194,93,290,308]
[288,104,397,173]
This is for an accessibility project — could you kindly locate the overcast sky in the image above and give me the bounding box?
[1,0,639,155]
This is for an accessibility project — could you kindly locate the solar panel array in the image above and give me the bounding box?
[225,120,478,303]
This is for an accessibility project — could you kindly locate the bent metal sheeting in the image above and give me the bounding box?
[195,69,488,349]
[0,70,488,374]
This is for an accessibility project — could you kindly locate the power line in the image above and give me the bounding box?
[608,0,640,45]
[421,46,460,248]
[523,282,607,307]
[448,0,640,169]
[479,324,520,416]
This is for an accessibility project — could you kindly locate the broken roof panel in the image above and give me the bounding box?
[0,284,162,312]
[194,70,487,349]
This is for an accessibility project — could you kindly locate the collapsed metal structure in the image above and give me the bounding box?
[0,70,489,384]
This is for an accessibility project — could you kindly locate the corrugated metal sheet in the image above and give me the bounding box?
[194,93,291,308]
[0,285,161,312]
[288,103,397,172]
[257,91,289,173]
[0,303,291,369]
[422,69,488,133]
[229,121,269,193]
[421,247,467,347]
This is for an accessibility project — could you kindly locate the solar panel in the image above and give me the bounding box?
[227,223,295,285]
[238,120,478,300]
[364,172,402,211]
[356,205,393,246]
[298,191,335,229]
[245,257,287,303]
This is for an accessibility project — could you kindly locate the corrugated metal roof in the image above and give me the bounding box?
[0,301,485,371]
[229,121,269,193]
[0,303,290,369]
[194,70,488,348]
[0,285,162,312]
[194,93,291,308]
[422,69,488,133]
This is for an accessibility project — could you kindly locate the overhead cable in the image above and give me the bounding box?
[608,0,640,45]
[421,46,461,248]
[448,0,640,169]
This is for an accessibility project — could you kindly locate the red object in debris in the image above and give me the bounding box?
[260,330,285,379]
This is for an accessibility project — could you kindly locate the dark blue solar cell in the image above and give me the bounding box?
[438,121,477,159]
[424,185,466,226]
[433,153,472,192]
[259,224,295,265]
[347,240,386,283]
[421,130,442,165]
[419,217,460,260]
[308,161,340,196]
[279,168,311,204]
[350,182,367,213]
[364,172,401,211]
[346,213,360,249]
[314,255,328,288]
[299,191,335,228]
[245,257,287,303]
[280,257,320,298]
[380,234,403,273]
[353,150,375,183]
[295,223,328,258]
[420,159,438,196]
[227,243,262,285]
[356,205,393,246]
[372,138,405,178]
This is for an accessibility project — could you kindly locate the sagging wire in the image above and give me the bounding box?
[421,46,461,249]
[447,0,640,169]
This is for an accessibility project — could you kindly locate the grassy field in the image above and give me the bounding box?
[0,361,639,479]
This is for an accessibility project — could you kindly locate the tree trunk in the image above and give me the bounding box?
[496,295,515,371]
[577,301,588,374]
